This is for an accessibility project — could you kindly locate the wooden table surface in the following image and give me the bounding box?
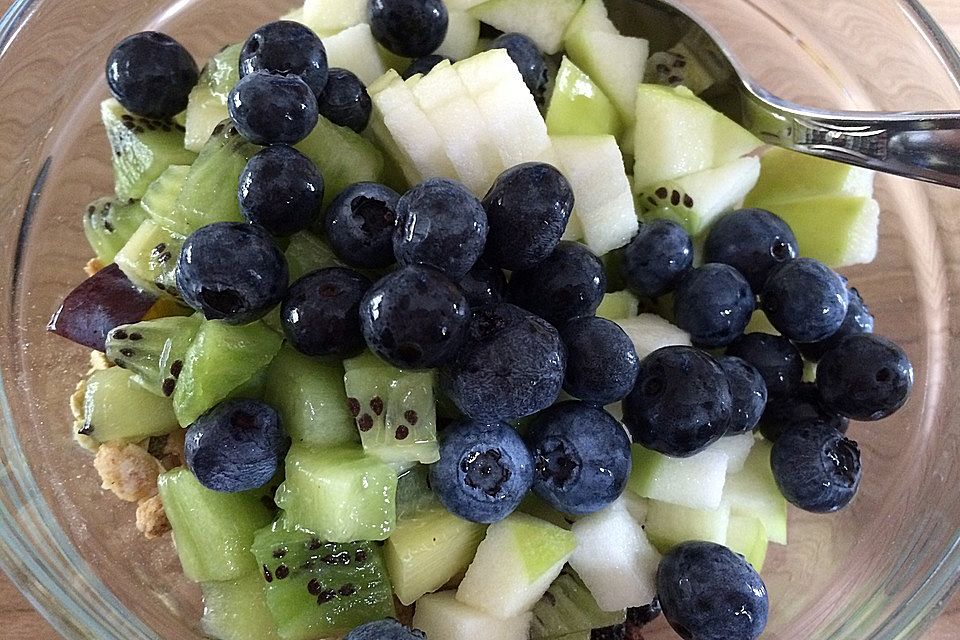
[3,1,960,638]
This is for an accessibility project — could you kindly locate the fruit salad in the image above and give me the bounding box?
[48,0,915,639]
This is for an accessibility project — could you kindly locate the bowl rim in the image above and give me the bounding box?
[1,0,959,638]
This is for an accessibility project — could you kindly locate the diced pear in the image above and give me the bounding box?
[564,0,619,41]
[616,313,691,360]
[436,10,482,60]
[301,0,366,35]
[709,433,756,475]
[468,0,583,54]
[322,24,386,85]
[628,445,729,510]
[546,57,622,137]
[415,591,532,640]
[566,29,649,124]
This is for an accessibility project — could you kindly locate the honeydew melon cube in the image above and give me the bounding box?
[546,57,622,137]
[468,0,583,54]
[455,50,553,171]
[633,84,761,187]
[415,591,532,640]
[565,30,649,124]
[564,0,619,41]
[644,500,730,551]
[457,512,577,619]
[596,290,640,321]
[368,70,458,183]
[436,10,482,60]
[322,24,386,85]
[709,433,756,475]
[616,313,691,359]
[551,134,638,255]
[726,513,768,571]
[628,445,729,510]
[568,498,660,611]
[722,440,788,545]
[761,196,880,268]
[745,147,875,206]
[302,0,366,35]
[412,60,504,194]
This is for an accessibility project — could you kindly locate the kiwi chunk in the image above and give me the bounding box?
[82,197,147,263]
[635,183,698,235]
[531,571,626,639]
[251,521,395,640]
[295,115,384,209]
[185,43,242,152]
[173,319,283,427]
[158,467,274,583]
[101,98,197,201]
[105,315,202,397]
[81,366,179,442]
[140,163,191,232]
[168,121,259,236]
[343,351,440,465]
[284,231,345,282]
[201,571,281,640]
[114,219,185,301]
[264,346,359,448]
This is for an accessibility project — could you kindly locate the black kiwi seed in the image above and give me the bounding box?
[77,424,95,436]
[103,220,115,233]
[354,549,367,564]
[151,243,167,257]
[404,410,419,425]
[129,332,143,341]
[307,578,322,595]
[655,187,669,199]
[162,378,176,397]
[395,425,409,440]
[370,397,384,416]
[317,590,336,605]
[358,415,374,432]
[170,360,183,378]
[87,205,96,215]
[275,565,290,580]
[670,190,681,206]
[308,538,322,550]
[262,565,273,583]
[134,126,145,134]
[112,329,128,340]
[338,583,356,596]
[683,194,695,208]
[347,398,361,417]
[120,348,135,358]
[273,547,287,559]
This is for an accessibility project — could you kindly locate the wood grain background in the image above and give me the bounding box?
[1,1,959,638]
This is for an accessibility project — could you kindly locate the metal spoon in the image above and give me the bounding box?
[611,0,960,188]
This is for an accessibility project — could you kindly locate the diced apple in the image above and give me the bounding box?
[322,23,386,85]
[709,433,756,475]
[436,10,482,60]
[564,0,618,42]
[415,591,532,640]
[596,291,640,321]
[551,135,638,255]
[457,512,576,619]
[616,313,691,360]
[745,147,875,206]
[301,0,366,35]
[568,498,660,611]
[726,513,768,571]
[468,0,583,54]
[628,445,729,510]
[566,30,649,124]
[722,440,788,545]
[644,500,731,551]
[546,57,622,137]
[633,84,761,187]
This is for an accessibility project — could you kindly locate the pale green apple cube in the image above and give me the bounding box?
[596,290,640,321]
[457,512,577,619]
[633,84,761,188]
[565,29,649,124]
[569,498,659,611]
[274,444,398,542]
[746,147,875,206]
[436,10,481,60]
[302,0,366,35]
[709,432,757,474]
[322,23,386,85]
[722,440,788,545]
[616,313,691,360]
[546,57,622,137]
[726,513,768,571]
[564,0,618,42]
[468,0,583,54]
[644,500,731,551]
[415,591,533,640]
[628,445,729,510]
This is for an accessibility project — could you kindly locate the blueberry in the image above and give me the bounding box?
[507,241,606,328]
[281,267,370,358]
[228,71,319,145]
[324,182,401,269]
[176,222,288,324]
[704,208,798,291]
[394,178,488,279]
[590,625,625,640]
[726,332,804,399]
[401,54,451,79]
[623,346,731,457]
[760,257,848,343]
[490,33,548,100]
[316,68,372,133]
[359,265,470,369]
[369,0,449,58]
[239,21,328,97]
[620,219,693,298]
[627,598,662,627]
[770,423,861,512]
[482,163,574,271]
[345,619,425,640]
[238,145,323,236]
[185,399,289,493]
[440,303,566,422]
[717,356,767,435]
[797,286,874,361]
[561,316,639,405]
[106,32,199,118]
[674,264,754,348]
[526,402,632,515]
[759,382,848,442]
[657,541,768,640]
[816,333,913,421]
[458,260,506,308]
[429,420,534,523]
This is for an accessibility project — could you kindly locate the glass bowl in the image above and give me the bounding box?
[0,0,958,638]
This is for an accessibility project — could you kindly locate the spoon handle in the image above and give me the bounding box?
[744,90,960,188]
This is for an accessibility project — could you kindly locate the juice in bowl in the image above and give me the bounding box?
[26,0,954,639]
